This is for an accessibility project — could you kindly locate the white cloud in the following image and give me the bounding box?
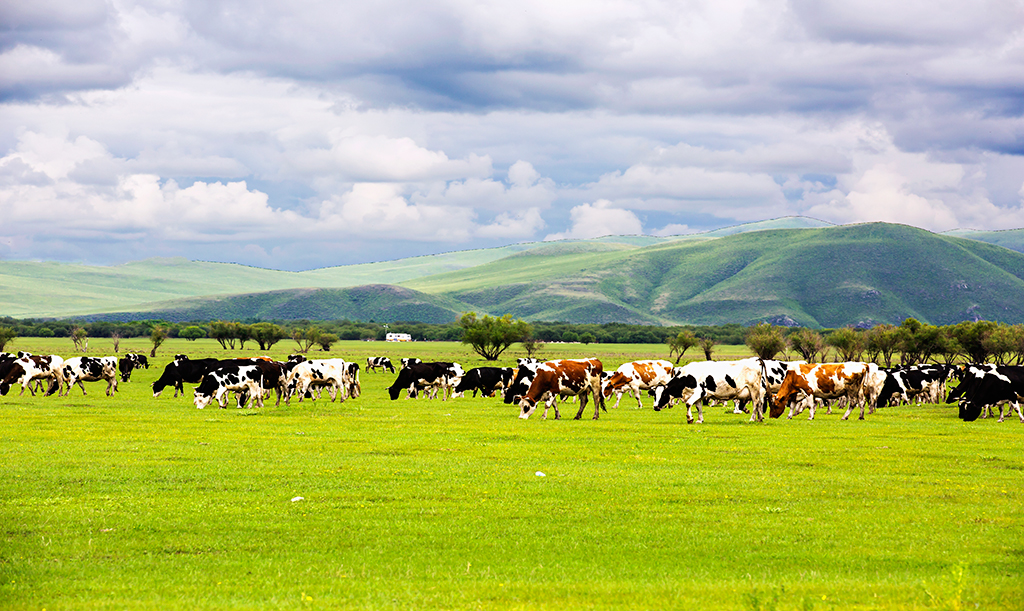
[1,1,1023,269]
[545,200,643,241]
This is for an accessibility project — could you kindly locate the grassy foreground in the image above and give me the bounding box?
[2,339,1022,610]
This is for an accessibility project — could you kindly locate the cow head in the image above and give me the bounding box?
[519,397,538,419]
[654,374,697,411]
[387,384,403,401]
[768,393,789,418]
[193,390,213,409]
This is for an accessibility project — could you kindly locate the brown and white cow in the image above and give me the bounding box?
[771,362,871,420]
[601,359,674,409]
[519,358,606,420]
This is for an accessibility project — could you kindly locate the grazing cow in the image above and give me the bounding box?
[152,356,224,397]
[285,359,353,403]
[345,361,361,398]
[874,364,951,408]
[519,358,606,420]
[388,362,459,401]
[1,354,64,396]
[946,364,1024,422]
[0,360,27,396]
[400,358,422,369]
[771,362,871,420]
[503,361,543,404]
[61,356,119,396]
[654,358,768,423]
[366,357,396,374]
[237,358,287,406]
[601,360,674,409]
[454,367,515,398]
[193,363,265,409]
[118,353,149,382]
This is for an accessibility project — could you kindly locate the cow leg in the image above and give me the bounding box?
[634,388,644,410]
[76,380,87,395]
[574,391,590,420]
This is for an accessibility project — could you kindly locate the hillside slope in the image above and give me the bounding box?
[6,220,1024,327]
[402,223,1024,326]
[89,285,472,324]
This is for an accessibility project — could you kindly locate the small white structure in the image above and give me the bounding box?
[386,332,412,342]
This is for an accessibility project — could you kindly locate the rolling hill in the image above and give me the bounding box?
[5,219,1024,327]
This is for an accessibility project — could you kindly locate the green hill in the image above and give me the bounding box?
[6,219,1024,327]
[942,228,1024,254]
[402,223,1024,327]
[88,285,471,324]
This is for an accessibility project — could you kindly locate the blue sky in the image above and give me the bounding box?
[1,0,1023,271]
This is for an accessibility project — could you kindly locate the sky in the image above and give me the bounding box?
[1,0,1023,271]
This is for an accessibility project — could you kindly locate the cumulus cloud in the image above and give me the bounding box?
[0,1,1022,269]
[545,200,643,241]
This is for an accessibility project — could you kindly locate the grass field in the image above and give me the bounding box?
[2,339,1022,610]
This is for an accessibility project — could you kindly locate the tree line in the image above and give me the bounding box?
[2,315,1023,366]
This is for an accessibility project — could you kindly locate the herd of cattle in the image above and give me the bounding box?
[1,350,1022,423]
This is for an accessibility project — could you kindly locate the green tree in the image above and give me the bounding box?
[745,323,787,360]
[521,337,545,359]
[698,336,716,361]
[0,325,16,351]
[865,324,900,367]
[179,326,207,341]
[788,328,825,362]
[250,322,285,351]
[946,320,997,364]
[459,312,532,361]
[826,327,865,362]
[667,330,698,364]
[235,323,253,350]
[71,325,88,352]
[292,327,321,353]
[316,333,339,352]
[579,332,595,345]
[209,321,238,349]
[149,326,168,358]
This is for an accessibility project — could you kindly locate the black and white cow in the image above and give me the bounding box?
[152,356,225,397]
[193,363,265,409]
[61,356,119,396]
[946,364,1024,422]
[0,357,26,397]
[875,364,951,408]
[454,367,514,398]
[388,362,458,401]
[503,361,544,404]
[345,361,361,398]
[0,354,64,396]
[366,357,395,374]
[118,353,149,382]
[654,358,768,423]
[285,359,349,403]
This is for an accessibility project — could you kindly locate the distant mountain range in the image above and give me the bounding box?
[5,217,1024,328]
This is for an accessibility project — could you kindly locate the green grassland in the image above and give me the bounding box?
[2,338,1022,610]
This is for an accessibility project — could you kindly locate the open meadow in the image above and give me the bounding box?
[2,338,1022,610]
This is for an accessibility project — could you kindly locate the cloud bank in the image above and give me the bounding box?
[1,0,1022,270]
